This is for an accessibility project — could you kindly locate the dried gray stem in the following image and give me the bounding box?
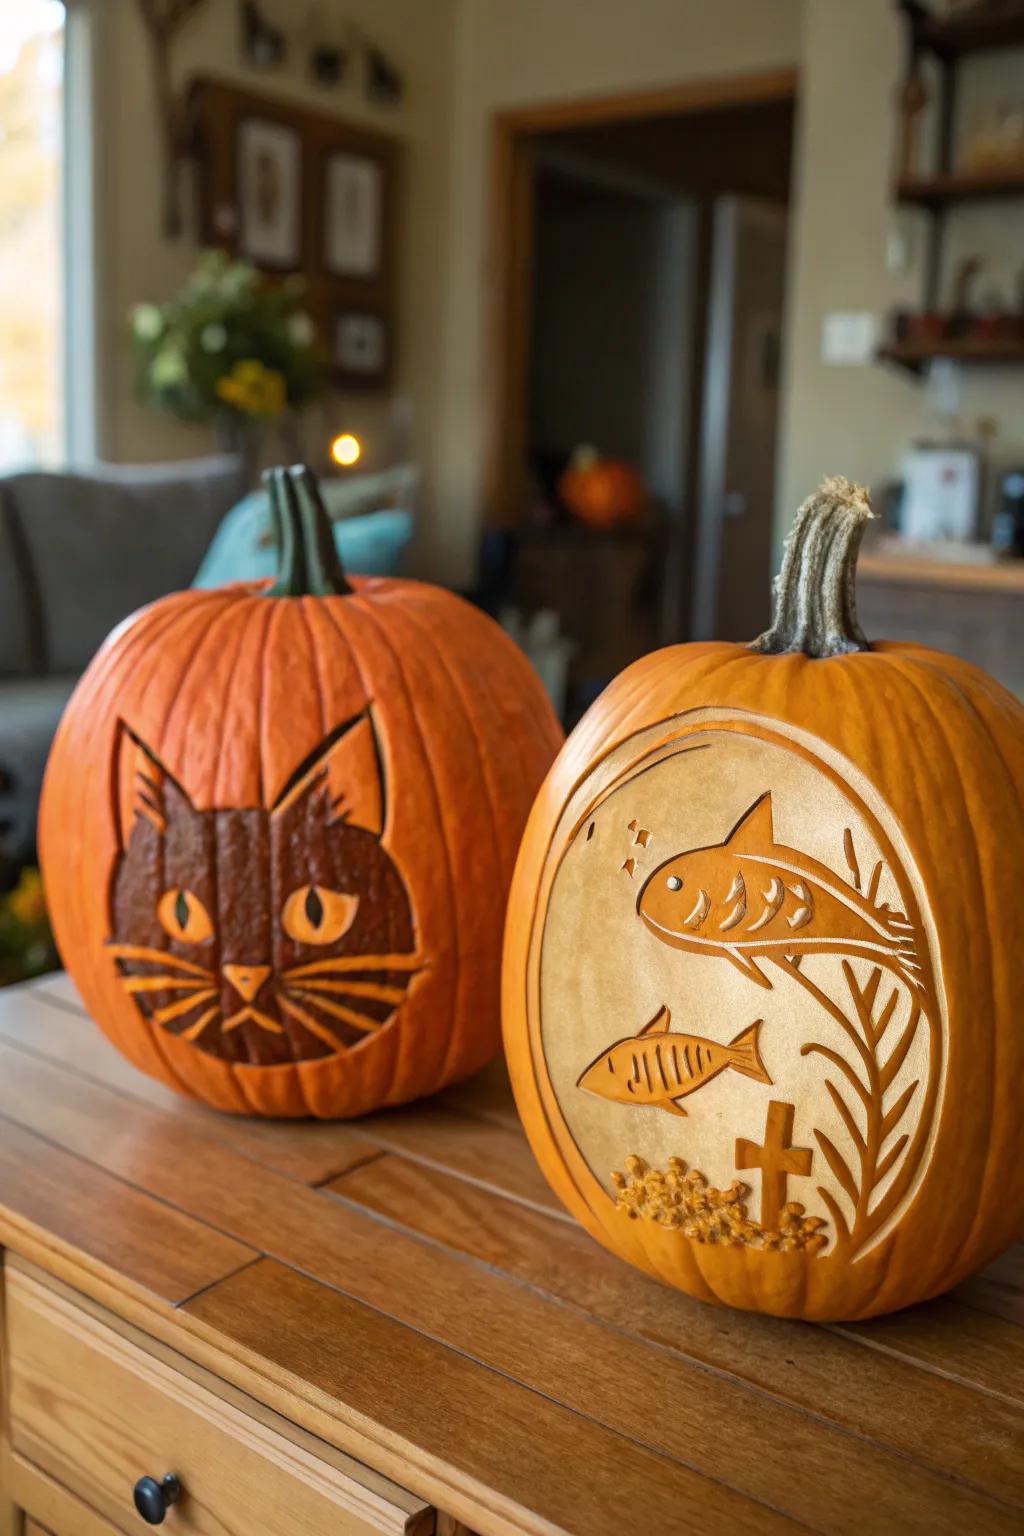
[750,476,874,658]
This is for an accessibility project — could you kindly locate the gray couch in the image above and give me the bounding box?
[0,455,245,876]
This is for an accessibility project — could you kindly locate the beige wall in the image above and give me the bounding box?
[93,0,457,513]
[780,0,1024,533]
[435,0,804,581]
[92,1,1024,583]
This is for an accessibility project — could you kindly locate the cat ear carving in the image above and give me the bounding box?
[272,708,386,836]
[113,721,194,849]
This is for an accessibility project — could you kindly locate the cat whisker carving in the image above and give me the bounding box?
[106,942,215,980]
[283,953,424,978]
[107,710,417,1064]
[278,994,349,1053]
[287,976,411,1005]
[284,986,387,1035]
[120,975,217,995]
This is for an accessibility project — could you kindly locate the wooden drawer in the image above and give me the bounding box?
[6,1265,433,1536]
[11,1457,126,1536]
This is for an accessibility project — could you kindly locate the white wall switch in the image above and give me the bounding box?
[821,311,879,366]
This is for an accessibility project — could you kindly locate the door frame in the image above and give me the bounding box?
[483,67,799,529]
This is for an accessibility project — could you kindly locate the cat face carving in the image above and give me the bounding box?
[107,711,417,1065]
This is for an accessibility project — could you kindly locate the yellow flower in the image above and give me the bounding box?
[215,359,286,417]
[8,868,47,929]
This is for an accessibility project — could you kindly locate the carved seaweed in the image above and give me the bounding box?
[787,958,922,1257]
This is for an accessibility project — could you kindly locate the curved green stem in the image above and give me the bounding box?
[264,464,354,598]
[750,476,873,658]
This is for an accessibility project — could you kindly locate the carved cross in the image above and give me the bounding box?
[735,1100,812,1231]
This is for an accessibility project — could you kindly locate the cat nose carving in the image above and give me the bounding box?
[222,964,271,1002]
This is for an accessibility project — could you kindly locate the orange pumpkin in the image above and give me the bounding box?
[40,465,562,1118]
[503,476,1024,1321]
[557,447,648,529]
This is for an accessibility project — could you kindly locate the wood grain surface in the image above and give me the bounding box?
[7,1266,430,1536]
[0,976,1021,1536]
[11,1456,130,1536]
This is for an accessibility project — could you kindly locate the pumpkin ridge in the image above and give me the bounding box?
[393,598,508,1083]
[158,599,257,774]
[324,591,457,1107]
[212,601,263,805]
[256,597,285,809]
[298,598,403,1115]
[96,602,248,1107]
[887,657,1012,1280]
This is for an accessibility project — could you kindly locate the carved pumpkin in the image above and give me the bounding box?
[557,447,648,529]
[40,466,562,1118]
[503,477,1024,1320]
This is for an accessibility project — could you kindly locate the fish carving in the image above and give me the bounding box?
[637,793,924,993]
[577,1007,771,1118]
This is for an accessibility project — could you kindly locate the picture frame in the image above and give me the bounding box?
[190,77,399,392]
[236,117,303,270]
[323,153,383,278]
[333,310,390,386]
[900,443,982,543]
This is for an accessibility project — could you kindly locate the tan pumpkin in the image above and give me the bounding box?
[503,477,1024,1320]
[557,447,648,529]
[40,466,562,1118]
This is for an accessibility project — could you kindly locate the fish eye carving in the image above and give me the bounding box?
[282,885,360,946]
[157,888,213,945]
[666,875,682,891]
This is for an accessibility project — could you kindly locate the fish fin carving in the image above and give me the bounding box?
[721,945,774,989]
[878,908,927,990]
[726,792,775,852]
[659,1098,689,1118]
[727,1019,773,1084]
[639,1007,671,1036]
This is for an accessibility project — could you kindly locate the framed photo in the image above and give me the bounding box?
[334,311,389,383]
[324,153,382,278]
[900,444,981,543]
[236,117,302,269]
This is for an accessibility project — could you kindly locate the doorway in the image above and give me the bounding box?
[484,70,797,697]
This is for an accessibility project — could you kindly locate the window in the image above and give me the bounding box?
[0,0,65,469]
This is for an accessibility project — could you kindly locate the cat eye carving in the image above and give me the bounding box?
[107,712,419,1066]
[282,885,360,945]
[157,888,213,945]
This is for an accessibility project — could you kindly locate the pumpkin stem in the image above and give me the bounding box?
[749,476,873,658]
[264,465,355,598]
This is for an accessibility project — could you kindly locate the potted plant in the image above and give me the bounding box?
[130,251,325,474]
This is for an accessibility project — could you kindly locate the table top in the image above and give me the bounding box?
[858,547,1024,594]
[0,974,1021,1536]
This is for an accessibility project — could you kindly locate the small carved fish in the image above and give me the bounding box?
[637,793,923,992]
[577,1008,771,1118]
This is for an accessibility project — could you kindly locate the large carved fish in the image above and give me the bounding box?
[577,1007,771,1118]
[637,793,924,993]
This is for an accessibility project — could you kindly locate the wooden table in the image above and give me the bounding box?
[0,975,1021,1536]
[856,546,1024,697]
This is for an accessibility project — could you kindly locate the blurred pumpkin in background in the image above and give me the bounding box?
[557,446,648,530]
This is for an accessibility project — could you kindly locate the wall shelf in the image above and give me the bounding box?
[878,338,1024,375]
[889,3,1024,379]
[915,4,1024,61]
[897,166,1024,207]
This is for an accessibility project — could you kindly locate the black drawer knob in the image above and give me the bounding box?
[133,1473,181,1524]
